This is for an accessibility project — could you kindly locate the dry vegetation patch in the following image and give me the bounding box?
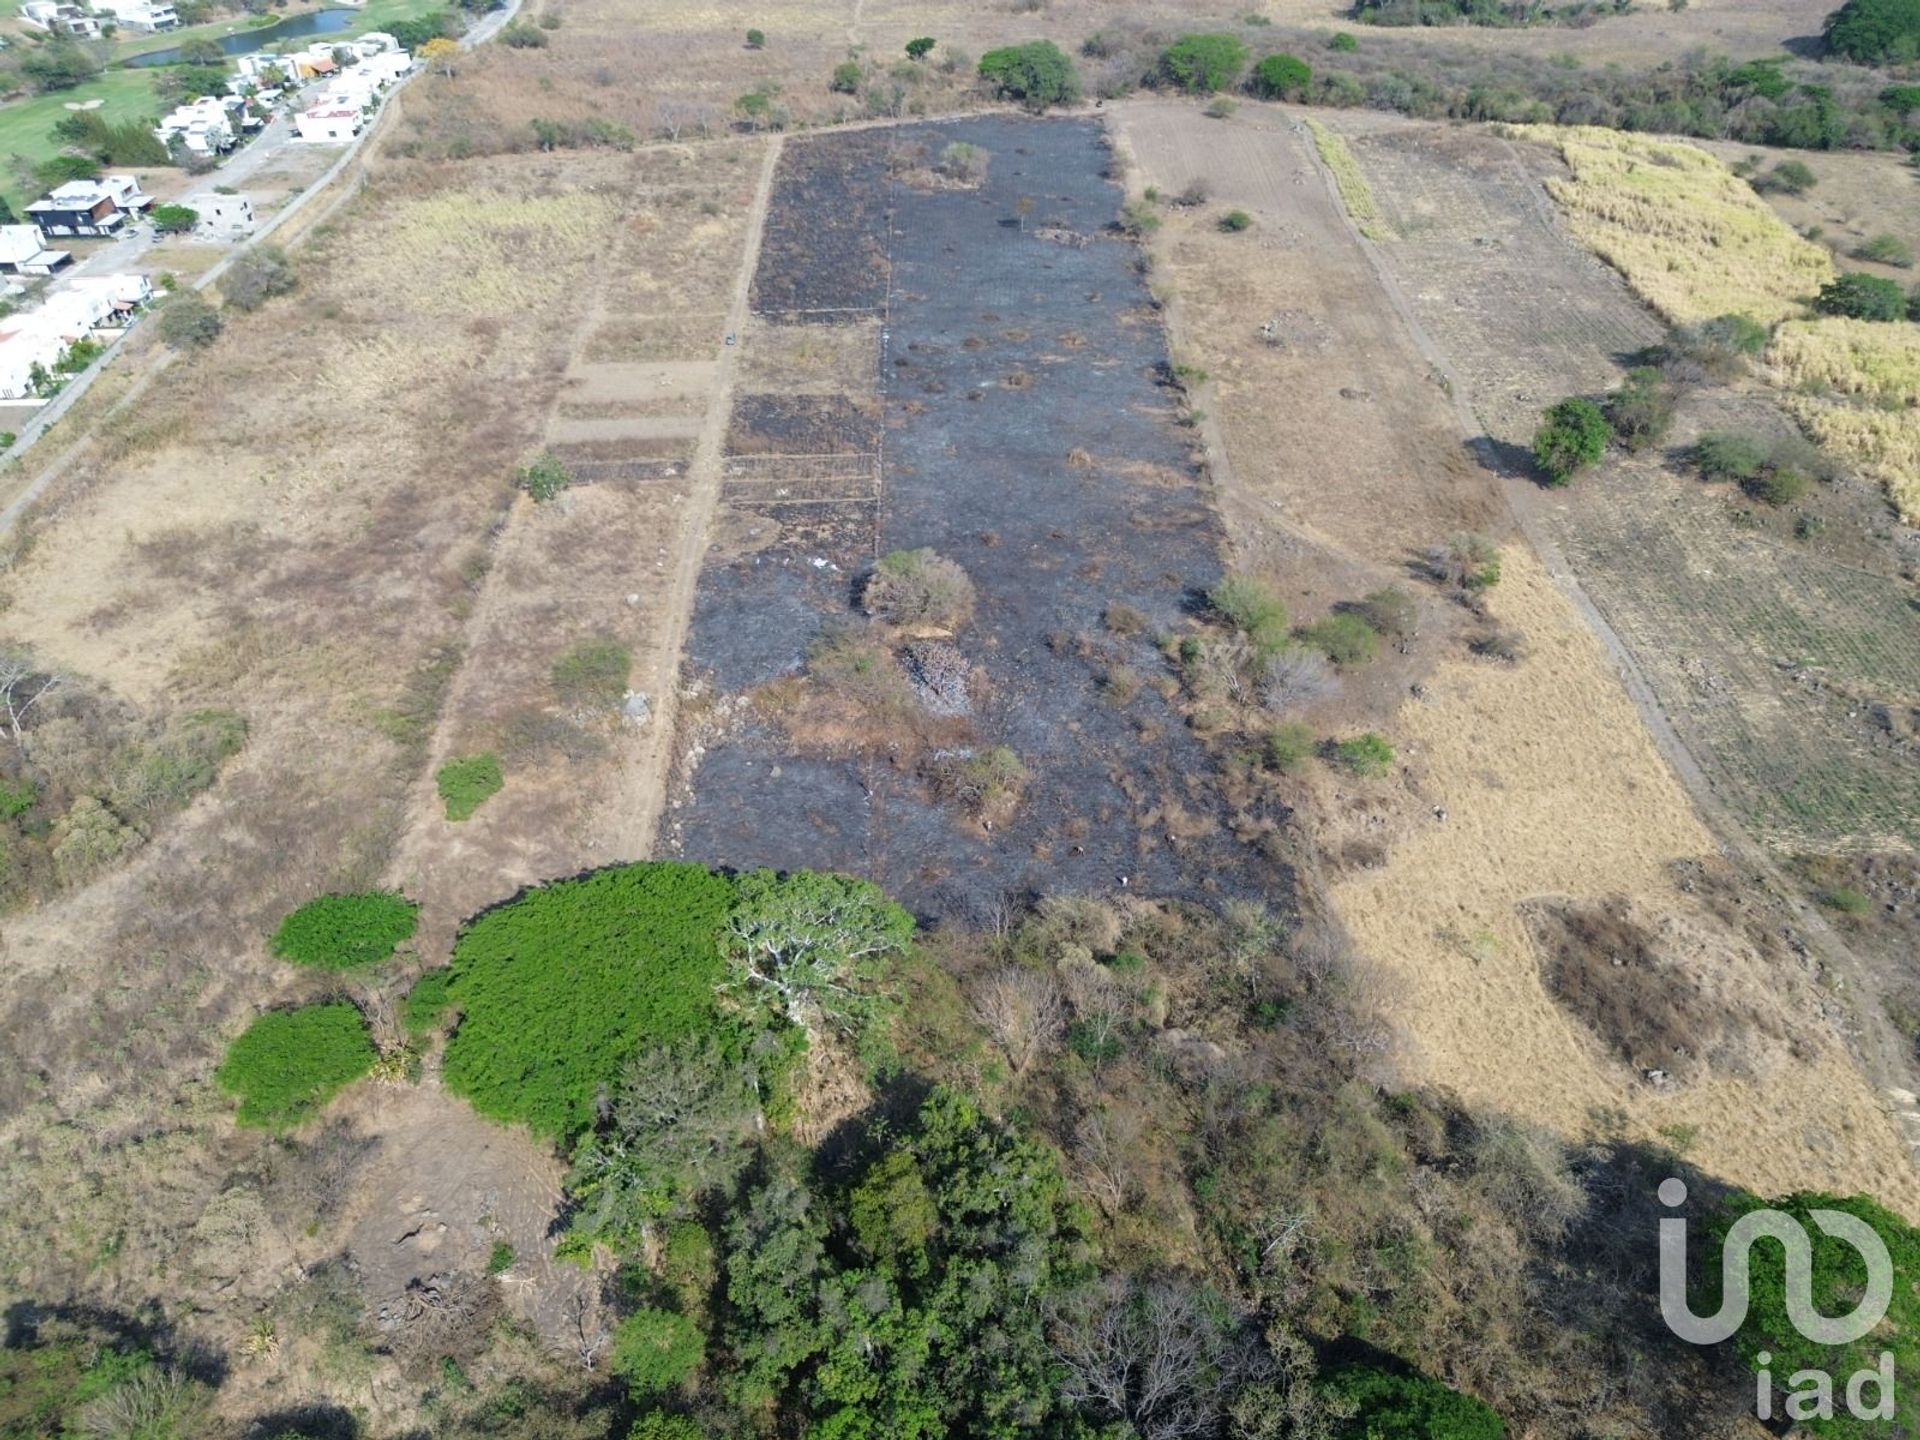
[1770,318,1920,520]
[1512,125,1834,325]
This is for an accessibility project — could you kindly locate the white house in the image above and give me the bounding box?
[18,2,102,37]
[154,96,237,155]
[0,274,149,400]
[293,104,361,143]
[90,0,179,28]
[189,193,254,235]
[0,226,70,276]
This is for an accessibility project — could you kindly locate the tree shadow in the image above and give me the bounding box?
[242,1403,361,1440]
[3,1298,226,1386]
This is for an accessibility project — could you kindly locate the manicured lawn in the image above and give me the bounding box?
[0,69,163,214]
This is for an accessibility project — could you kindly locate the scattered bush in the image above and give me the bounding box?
[487,1240,515,1273]
[1694,431,1823,505]
[937,140,989,182]
[436,753,503,821]
[1300,612,1380,666]
[1218,208,1253,231]
[1206,96,1240,119]
[158,294,222,350]
[1329,30,1359,51]
[1259,644,1338,711]
[443,861,737,1141]
[1266,721,1316,773]
[215,1003,376,1129]
[553,635,631,710]
[906,35,935,60]
[1605,365,1678,452]
[271,891,419,970]
[745,26,765,47]
[1853,233,1915,268]
[978,40,1081,109]
[517,451,572,501]
[1532,396,1610,484]
[220,245,296,311]
[1756,159,1817,194]
[1819,885,1874,915]
[499,21,548,46]
[1815,270,1908,321]
[1330,732,1394,776]
[1693,431,1768,484]
[863,548,976,630]
[1355,585,1416,639]
[1208,573,1289,655]
[830,59,863,93]
[1429,532,1502,592]
[403,968,454,1038]
[1746,464,1811,506]
[1159,33,1248,93]
[935,744,1030,820]
[1249,51,1312,100]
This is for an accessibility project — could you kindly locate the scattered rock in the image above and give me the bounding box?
[622,691,651,724]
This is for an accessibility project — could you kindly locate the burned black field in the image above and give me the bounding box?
[669,117,1287,920]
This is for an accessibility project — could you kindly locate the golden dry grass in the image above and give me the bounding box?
[1304,116,1390,241]
[1513,125,1834,325]
[1330,545,1920,1212]
[1769,319,1920,521]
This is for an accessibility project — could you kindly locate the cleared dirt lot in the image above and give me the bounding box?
[1115,98,1920,1208]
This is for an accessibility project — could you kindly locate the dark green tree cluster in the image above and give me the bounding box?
[270,890,419,970]
[978,41,1081,109]
[214,1002,376,1129]
[1824,0,1920,63]
[1532,396,1611,485]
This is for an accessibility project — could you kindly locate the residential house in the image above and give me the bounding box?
[189,192,254,235]
[0,274,149,400]
[293,104,361,143]
[18,2,102,36]
[0,226,71,276]
[154,96,238,155]
[232,51,299,90]
[91,0,178,28]
[25,176,153,240]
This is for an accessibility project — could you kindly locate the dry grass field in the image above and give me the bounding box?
[1115,97,1920,1208]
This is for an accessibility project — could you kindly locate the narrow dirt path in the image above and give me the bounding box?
[610,134,784,859]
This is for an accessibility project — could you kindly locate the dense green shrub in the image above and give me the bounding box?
[1266,721,1316,773]
[1208,573,1289,655]
[1301,612,1381,666]
[1331,732,1395,776]
[1815,270,1908,320]
[611,1309,704,1396]
[215,1003,376,1129]
[1757,158,1819,194]
[1713,1189,1920,1436]
[442,861,736,1141]
[271,891,418,970]
[1824,0,1920,63]
[158,294,222,350]
[517,452,571,501]
[1330,30,1359,50]
[1693,432,1768,484]
[553,635,631,709]
[1532,396,1609,484]
[1219,208,1254,232]
[978,40,1081,108]
[437,753,504,821]
[403,968,454,1038]
[1330,1365,1506,1438]
[1160,33,1248,93]
[830,59,863,93]
[1249,51,1312,99]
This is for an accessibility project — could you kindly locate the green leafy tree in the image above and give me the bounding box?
[1300,612,1380,666]
[1208,573,1289,656]
[1711,1190,1920,1437]
[270,891,418,969]
[906,35,935,60]
[830,59,863,93]
[221,245,297,311]
[1824,0,1920,63]
[215,1003,376,1129]
[19,41,102,93]
[151,204,199,235]
[565,1035,761,1246]
[978,41,1081,109]
[722,867,914,1039]
[1250,51,1312,99]
[1160,32,1249,93]
[745,26,765,47]
[610,1308,705,1397]
[1815,270,1907,320]
[33,152,101,187]
[1531,396,1609,484]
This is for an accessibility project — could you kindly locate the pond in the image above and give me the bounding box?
[123,8,357,67]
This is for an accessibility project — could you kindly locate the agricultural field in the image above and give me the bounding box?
[1110,97,1919,1206]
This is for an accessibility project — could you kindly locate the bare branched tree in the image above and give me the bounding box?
[1072,1106,1143,1218]
[972,967,1066,1077]
[1053,1276,1253,1440]
[0,651,62,751]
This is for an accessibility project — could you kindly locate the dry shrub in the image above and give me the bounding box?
[972,966,1067,1075]
[1467,1114,1587,1244]
[931,744,1029,823]
[862,548,977,631]
[1036,892,1125,954]
[1258,645,1337,713]
[1525,898,1731,1083]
